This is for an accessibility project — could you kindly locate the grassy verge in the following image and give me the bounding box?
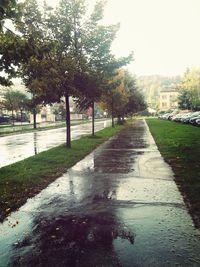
[0,124,125,221]
[0,120,88,137]
[146,118,200,227]
[0,124,64,136]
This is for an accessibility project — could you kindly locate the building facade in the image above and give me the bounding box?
[159,86,180,110]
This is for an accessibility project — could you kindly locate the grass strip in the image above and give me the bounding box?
[0,120,88,137]
[0,124,125,222]
[0,124,65,136]
[146,118,200,227]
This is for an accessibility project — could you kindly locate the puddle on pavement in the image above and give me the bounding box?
[10,212,135,267]
[93,149,140,173]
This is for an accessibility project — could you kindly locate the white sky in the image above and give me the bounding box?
[39,0,200,76]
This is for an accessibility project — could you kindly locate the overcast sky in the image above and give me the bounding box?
[40,0,200,76]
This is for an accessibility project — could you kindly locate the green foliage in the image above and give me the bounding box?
[1,88,29,113]
[52,102,66,118]
[1,0,133,146]
[0,0,18,29]
[0,32,22,86]
[0,0,23,85]
[101,69,146,119]
[178,89,193,110]
[124,70,146,115]
[179,68,200,111]
[17,0,53,92]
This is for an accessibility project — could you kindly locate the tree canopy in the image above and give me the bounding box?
[179,68,200,111]
[100,69,146,124]
[0,0,145,147]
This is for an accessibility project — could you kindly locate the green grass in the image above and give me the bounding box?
[0,120,88,137]
[146,118,200,226]
[0,124,64,136]
[0,124,125,221]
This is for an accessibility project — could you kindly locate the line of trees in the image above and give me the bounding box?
[100,69,146,124]
[0,0,146,147]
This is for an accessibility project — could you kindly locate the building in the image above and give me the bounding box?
[159,86,180,110]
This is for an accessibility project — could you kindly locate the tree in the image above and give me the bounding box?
[178,89,193,110]
[1,89,29,124]
[15,0,53,129]
[0,0,24,86]
[40,0,87,146]
[18,0,132,146]
[74,71,103,136]
[17,91,29,123]
[123,70,146,116]
[0,0,18,30]
[100,69,146,124]
[179,68,200,111]
[100,69,129,126]
[52,102,66,121]
[74,0,132,133]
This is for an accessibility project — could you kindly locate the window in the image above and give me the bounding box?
[162,95,167,100]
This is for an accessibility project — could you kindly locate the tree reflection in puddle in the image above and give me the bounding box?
[11,211,135,267]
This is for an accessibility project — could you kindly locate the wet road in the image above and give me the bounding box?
[0,119,200,266]
[0,119,112,168]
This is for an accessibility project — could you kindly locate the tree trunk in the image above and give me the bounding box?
[20,109,23,125]
[111,97,114,128]
[12,109,14,126]
[33,107,37,129]
[117,115,121,124]
[65,94,71,148]
[92,101,95,136]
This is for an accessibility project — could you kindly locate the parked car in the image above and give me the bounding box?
[180,112,193,123]
[178,112,194,123]
[158,113,165,119]
[187,112,200,124]
[158,113,171,120]
[172,113,186,122]
[196,118,200,126]
[9,113,30,123]
[167,110,179,120]
[189,113,200,125]
[159,110,200,126]
[0,114,10,123]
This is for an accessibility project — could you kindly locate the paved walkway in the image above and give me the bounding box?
[0,119,200,266]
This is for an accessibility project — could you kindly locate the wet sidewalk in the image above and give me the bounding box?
[0,119,200,267]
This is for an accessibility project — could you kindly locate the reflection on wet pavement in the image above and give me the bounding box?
[0,119,200,266]
[0,120,112,168]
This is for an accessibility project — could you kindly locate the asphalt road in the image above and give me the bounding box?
[0,119,112,168]
[0,119,200,266]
